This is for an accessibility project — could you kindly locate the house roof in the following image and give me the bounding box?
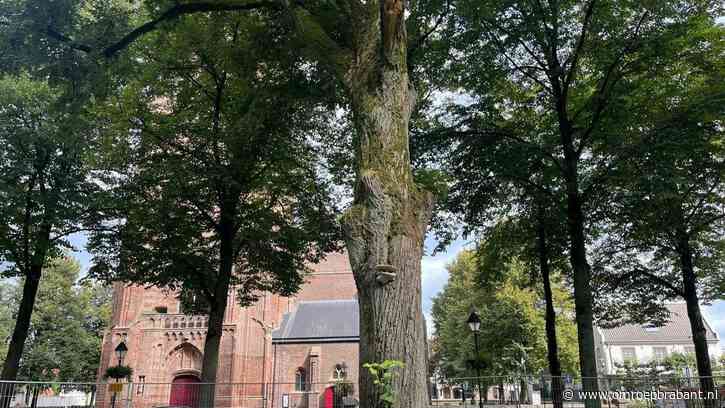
[599,303,719,344]
[272,300,359,344]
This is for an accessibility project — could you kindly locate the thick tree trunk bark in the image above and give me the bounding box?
[199,219,234,407]
[677,232,716,408]
[340,2,434,408]
[537,216,563,408]
[558,143,599,407]
[566,192,599,408]
[343,97,434,408]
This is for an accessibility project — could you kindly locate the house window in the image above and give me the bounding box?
[295,368,307,391]
[333,363,347,380]
[621,347,637,363]
[654,347,667,362]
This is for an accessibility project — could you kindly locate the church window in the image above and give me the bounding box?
[137,376,145,394]
[295,368,307,391]
[333,363,347,380]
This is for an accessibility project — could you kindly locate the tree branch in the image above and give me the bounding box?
[102,1,282,57]
[46,1,282,57]
[562,0,596,96]
[45,26,92,53]
[614,269,685,298]
[289,5,353,84]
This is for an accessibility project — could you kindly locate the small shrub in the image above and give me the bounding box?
[104,365,133,380]
[363,360,404,407]
[334,380,354,396]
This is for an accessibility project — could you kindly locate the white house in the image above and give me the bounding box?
[595,303,721,374]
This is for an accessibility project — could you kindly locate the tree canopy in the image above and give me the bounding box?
[86,11,341,387]
[0,256,111,382]
[432,250,579,379]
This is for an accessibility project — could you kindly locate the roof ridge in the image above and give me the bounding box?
[297,299,358,304]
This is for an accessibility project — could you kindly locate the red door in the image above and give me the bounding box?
[170,375,201,408]
[324,387,335,408]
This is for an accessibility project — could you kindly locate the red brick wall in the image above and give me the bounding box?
[271,342,359,408]
[97,252,358,408]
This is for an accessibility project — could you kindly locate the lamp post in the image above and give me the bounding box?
[115,342,128,366]
[111,342,128,408]
[467,311,484,408]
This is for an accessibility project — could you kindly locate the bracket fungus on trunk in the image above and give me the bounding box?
[375,264,397,285]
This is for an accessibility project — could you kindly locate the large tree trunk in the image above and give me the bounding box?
[340,1,434,408]
[677,232,716,408]
[566,193,599,408]
[536,216,563,408]
[199,218,234,407]
[343,94,434,408]
[557,143,600,406]
[341,4,434,407]
[556,111,599,407]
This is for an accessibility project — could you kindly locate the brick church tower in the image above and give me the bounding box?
[96,252,358,408]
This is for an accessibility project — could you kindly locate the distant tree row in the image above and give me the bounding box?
[0,256,110,382]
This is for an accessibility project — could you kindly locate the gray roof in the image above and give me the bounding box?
[599,303,719,344]
[272,300,359,344]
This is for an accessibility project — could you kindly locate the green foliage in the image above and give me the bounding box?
[0,70,111,378]
[103,365,133,381]
[333,380,354,396]
[0,256,111,382]
[363,360,405,407]
[600,21,725,302]
[431,250,580,379]
[413,168,450,200]
[0,282,16,364]
[87,13,342,307]
[0,72,104,277]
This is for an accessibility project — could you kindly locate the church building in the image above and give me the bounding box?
[96,252,360,408]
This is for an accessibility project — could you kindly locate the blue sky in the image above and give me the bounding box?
[68,232,725,345]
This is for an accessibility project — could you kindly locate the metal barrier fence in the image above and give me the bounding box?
[430,376,725,408]
[0,381,357,408]
[3,376,724,408]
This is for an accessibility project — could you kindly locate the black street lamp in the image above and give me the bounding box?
[115,342,128,366]
[111,342,128,408]
[467,311,484,408]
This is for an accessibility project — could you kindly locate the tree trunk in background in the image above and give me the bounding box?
[678,231,716,408]
[342,3,434,407]
[1,219,54,385]
[1,264,42,382]
[537,216,563,408]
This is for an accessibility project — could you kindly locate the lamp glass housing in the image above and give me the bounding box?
[115,342,128,363]
[467,311,481,332]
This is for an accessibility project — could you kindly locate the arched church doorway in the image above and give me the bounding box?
[170,375,200,408]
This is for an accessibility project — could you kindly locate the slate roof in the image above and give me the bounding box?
[272,300,359,344]
[599,303,719,344]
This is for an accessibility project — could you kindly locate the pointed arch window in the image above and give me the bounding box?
[295,367,307,391]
